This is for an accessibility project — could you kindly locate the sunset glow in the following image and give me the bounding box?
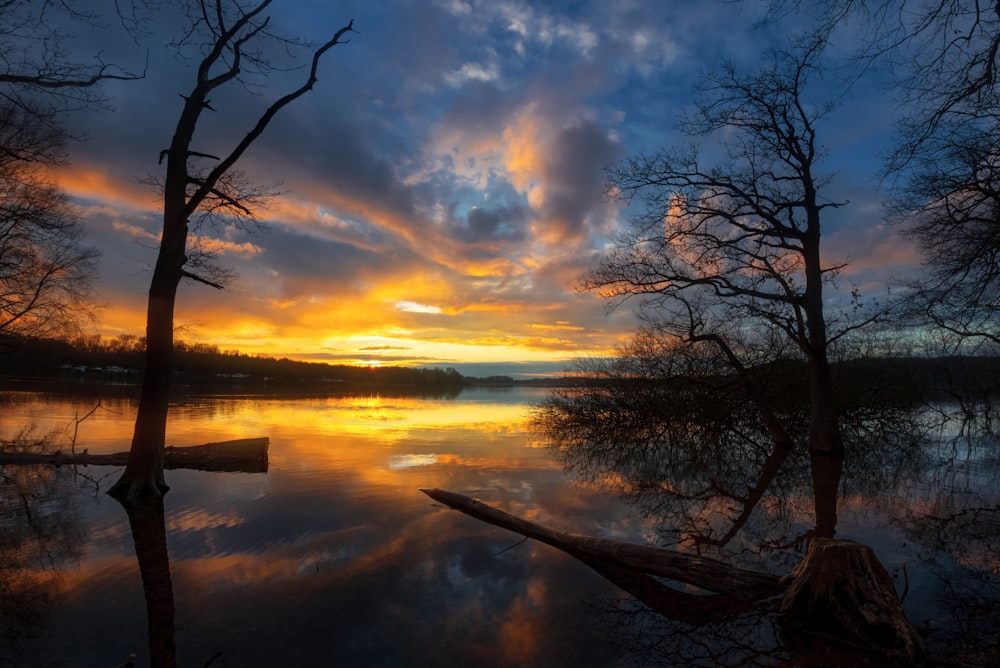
[45,1,912,375]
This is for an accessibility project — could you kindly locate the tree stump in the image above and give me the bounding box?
[778,538,924,664]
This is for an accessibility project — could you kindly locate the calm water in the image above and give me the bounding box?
[2,386,998,666]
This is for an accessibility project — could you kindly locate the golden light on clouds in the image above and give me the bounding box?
[54,96,633,370]
[113,220,158,242]
[54,166,158,212]
[395,300,443,314]
[502,104,546,194]
[188,236,263,258]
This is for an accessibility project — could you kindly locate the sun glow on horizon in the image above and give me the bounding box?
[54,53,640,372]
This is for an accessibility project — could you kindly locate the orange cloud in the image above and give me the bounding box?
[502,104,546,195]
[52,164,158,212]
[59,125,629,367]
[112,220,159,242]
[189,236,263,258]
[498,586,545,664]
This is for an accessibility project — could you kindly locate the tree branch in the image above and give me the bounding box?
[180,269,225,290]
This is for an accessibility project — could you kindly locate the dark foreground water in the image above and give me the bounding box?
[2,386,998,666]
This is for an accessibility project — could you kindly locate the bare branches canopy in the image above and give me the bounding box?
[0,1,142,343]
[0,142,98,341]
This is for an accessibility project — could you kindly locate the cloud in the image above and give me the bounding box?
[445,60,502,87]
[189,236,263,259]
[533,119,622,241]
[395,301,443,314]
[41,0,908,371]
[112,221,158,243]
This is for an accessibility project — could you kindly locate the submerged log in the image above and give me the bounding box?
[424,489,926,662]
[779,538,925,664]
[420,488,784,602]
[0,437,269,473]
[576,553,771,624]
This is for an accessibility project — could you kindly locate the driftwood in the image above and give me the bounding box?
[422,488,925,663]
[0,437,269,473]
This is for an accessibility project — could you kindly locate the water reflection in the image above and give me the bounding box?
[0,465,86,657]
[122,498,176,668]
[2,386,998,666]
[534,375,1000,665]
[2,387,645,667]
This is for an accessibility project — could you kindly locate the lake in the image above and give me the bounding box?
[2,385,998,666]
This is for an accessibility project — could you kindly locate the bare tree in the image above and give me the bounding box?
[1,0,144,160]
[0,128,99,341]
[757,0,1000,348]
[582,40,876,537]
[108,0,356,503]
[895,136,1000,349]
[528,41,928,657]
[0,1,146,345]
[884,0,1000,349]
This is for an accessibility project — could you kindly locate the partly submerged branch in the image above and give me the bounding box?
[422,488,926,663]
[420,487,784,602]
[0,437,268,473]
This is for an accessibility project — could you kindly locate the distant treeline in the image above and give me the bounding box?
[577,354,1000,408]
[0,335,473,391]
[3,334,998,401]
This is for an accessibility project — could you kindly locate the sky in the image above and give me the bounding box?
[46,0,914,377]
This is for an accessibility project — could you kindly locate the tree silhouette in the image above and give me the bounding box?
[1,1,141,345]
[0,121,99,341]
[760,0,1000,348]
[583,40,877,537]
[109,0,356,503]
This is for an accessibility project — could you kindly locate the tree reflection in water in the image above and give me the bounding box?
[0,465,86,661]
[895,431,1000,667]
[532,357,998,666]
[120,497,177,668]
[0,461,182,668]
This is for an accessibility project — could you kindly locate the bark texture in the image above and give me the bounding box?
[778,538,925,664]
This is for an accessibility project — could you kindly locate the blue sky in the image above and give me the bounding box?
[44,0,911,376]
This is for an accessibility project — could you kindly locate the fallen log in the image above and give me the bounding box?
[423,488,926,663]
[420,487,784,602]
[0,437,269,473]
[576,553,772,624]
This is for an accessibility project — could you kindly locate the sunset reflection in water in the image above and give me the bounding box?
[5,387,998,666]
[1,387,642,668]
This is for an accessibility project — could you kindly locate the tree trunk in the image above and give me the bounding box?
[578,554,768,625]
[424,489,926,662]
[805,353,846,538]
[108,142,190,502]
[810,446,844,539]
[108,264,182,502]
[779,538,925,664]
[809,350,844,454]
